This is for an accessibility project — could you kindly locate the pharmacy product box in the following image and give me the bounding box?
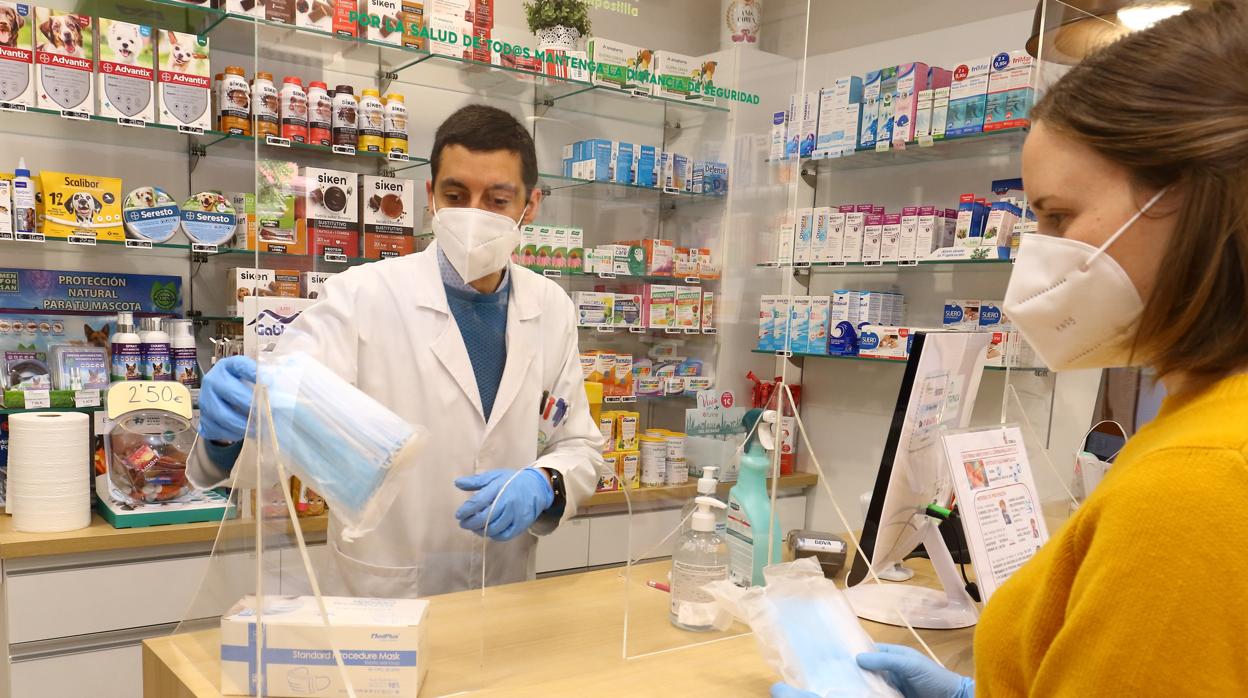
[876,66,900,144]
[983,200,1020,250]
[365,0,405,45]
[361,175,416,259]
[794,207,815,264]
[814,76,863,157]
[898,206,919,262]
[614,142,634,184]
[861,213,884,264]
[858,325,911,360]
[704,161,728,196]
[574,291,614,327]
[399,0,424,46]
[611,244,645,277]
[914,205,939,257]
[300,271,333,299]
[230,192,295,255]
[228,268,274,315]
[0,2,34,107]
[789,296,811,353]
[701,291,714,331]
[612,292,643,330]
[943,299,980,330]
[220,595,428,698]
[984,50,1034,132]
[673,247,698,278]
[265,0,296,23]
[157,30,210,130]
[914,89,934,139]
[820,207,845,262]
[636,145,658,187]
[978,301,1008,332]
[690,161,705,194]
[652,50,698,100]
[879,213,902,263]
[298,166,359,258]
[811,207,830,263]
[587,37,638,91]
[841,205,864,263]
[930,86,951,139]
[296,0,356,35]
[97,19,155,123]
[0,179,10,238]
[776,220,795,266]
[35,9,93,116]
[646,285,676,329]
[427,12,470,58]
[890,62,930,143]
[771,295,791,350]
[271,269,300,298]
[696,248,719,280]
[798,91,818,158]
[953,194,981,248]
[567,227,584,274]
[807,295,831,355]
[946,57,990,137]
[757,295,777,350]
[588,139,613,182]
[675,287,702,330]
[534,225,555,268]
[784,93,799,159]
[550,227,568,270]
[584,246,612,275]
[858,69,883,148]
[770,111,786,161]
[919,67,953,136]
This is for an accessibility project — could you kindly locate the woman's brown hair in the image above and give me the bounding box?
[1032,0,1248,380]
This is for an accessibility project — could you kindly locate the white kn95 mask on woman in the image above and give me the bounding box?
[432,205,527,282]
[1003,187,1169,372]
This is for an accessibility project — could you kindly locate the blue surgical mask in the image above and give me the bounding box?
[256,352,426,541]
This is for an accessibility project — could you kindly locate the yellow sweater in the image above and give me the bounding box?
[975,374,1248,696]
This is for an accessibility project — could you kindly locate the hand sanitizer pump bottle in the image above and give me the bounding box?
[680,465,725,535]
[670,496,729,631]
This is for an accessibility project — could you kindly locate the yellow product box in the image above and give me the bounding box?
[614,411,639,451]
[37,171,124,240]
[619,449,640,489]
[597,452,621,492]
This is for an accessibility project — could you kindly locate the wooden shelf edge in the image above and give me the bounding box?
[584,471,818,508]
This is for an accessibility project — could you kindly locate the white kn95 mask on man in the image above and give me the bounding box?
[432,205,527,282]
[1003,187,1169,372]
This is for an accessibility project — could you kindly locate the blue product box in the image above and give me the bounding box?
[704,162,728,196]
[876,66,900,144]
[692,161,705,193]
[946,57,991,137]
[637,146,657,187]
[591,139,613,182]
[827,320,858,356]
[562,143,574,178]
[615,142,634,184]
[858,69,883,148]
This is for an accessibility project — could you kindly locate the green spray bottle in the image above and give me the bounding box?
[726,408,783,587]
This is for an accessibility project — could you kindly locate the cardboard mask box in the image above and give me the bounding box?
[97,19,155,123]
[0,2,35,107]
[298,167,359,258]
[34,8,94,115]
[157,29,210,130]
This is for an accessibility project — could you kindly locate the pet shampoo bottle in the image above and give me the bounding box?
[139,316,171,381]
[168,319,200,389]
[13,159,34,236]
[109,312,141,383]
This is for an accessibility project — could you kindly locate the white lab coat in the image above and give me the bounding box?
[195,244,603,598]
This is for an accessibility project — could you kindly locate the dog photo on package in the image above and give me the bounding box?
[98,18,154,122]
[0,2,35,106]
[34,7,94,114]
[157,29,209,130]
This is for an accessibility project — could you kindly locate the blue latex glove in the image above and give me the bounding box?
[454,468,554,541]
[198,356,257,443]
[770,684,819,698]
[856,644,974,698]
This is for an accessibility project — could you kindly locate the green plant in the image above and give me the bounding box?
[523,0,591,36]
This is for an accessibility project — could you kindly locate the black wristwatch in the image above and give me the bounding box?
[543,467,566,512]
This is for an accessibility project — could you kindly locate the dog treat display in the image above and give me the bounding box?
[122,186,180,243]
[97,18,153,122]
[107,411,194,504]
[0,1,36,107]
[156,29,209,130]
[34,8,94,115]
[38,170,124,240]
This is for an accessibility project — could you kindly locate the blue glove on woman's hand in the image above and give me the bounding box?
[856,644,973,698]
[198,356,257,443]
[770,683,820,697]
[454,468,554,541]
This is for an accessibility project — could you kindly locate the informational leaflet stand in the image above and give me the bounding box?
[942,424,1048,601]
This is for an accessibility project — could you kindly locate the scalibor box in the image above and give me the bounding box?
[297,166,359,258]
[360,175,417,259]
[221,595,429,698]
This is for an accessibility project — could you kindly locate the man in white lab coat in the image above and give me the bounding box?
[191,105,603,598]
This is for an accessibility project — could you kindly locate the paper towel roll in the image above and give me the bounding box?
[8,412,91,533]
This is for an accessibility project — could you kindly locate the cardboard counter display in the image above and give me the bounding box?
[143,558,974,697]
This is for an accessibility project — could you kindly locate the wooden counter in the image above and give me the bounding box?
[0,513,328,560]
[143,558,974,698]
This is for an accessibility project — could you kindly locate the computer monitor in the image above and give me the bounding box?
[845,331,991,630]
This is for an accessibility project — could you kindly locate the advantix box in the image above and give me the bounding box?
[221,595,429,698]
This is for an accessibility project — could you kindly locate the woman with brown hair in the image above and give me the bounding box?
[775,1,1248,695]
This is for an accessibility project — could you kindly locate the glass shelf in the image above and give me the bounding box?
[540,271,717,288]
[0,405,104,416]
[581,327,714,338]
[784,128,1028,173]
[750,349,1044,372]
[756,259,1014,274]
[1,235,199,256]
[540,173,726,202]
[196,315,244,324]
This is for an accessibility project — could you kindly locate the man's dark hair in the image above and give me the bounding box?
[429,105,538,195]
